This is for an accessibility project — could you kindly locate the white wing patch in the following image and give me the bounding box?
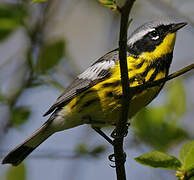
[78,60,115,80]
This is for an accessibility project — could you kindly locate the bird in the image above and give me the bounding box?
[2,19,187,166]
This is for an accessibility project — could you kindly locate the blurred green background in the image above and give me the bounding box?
[0,0,194,180]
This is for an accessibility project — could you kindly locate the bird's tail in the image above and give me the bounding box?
[2,121,53,166]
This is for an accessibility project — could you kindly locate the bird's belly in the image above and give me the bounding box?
[98,85,162,123]
[128,86,162,118]
[64,84,162,128]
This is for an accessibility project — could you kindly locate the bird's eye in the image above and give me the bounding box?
[149,30,159,40]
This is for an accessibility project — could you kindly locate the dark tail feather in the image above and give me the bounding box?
[2,145,36,166]
[2,122,53,166]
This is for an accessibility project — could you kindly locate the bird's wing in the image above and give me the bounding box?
[43,49,119,116]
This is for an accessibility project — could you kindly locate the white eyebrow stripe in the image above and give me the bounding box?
[128,28,155,45]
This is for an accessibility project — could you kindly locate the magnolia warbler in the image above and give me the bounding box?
[2,19,187,166]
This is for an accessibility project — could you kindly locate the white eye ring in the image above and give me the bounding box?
[151,35,159,40]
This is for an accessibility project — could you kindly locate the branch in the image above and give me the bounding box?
[112,1,194,179]
[131,63,194,94]
[112,1,136,180]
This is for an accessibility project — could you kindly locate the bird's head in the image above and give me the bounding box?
[127,19,187,60]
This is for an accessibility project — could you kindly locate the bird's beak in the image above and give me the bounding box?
[170,22,187,33]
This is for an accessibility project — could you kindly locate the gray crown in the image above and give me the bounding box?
[127,18,180,46]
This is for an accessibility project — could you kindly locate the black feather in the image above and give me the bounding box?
[2,145,35,166]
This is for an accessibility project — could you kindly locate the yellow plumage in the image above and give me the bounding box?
[2,19,187,166]
[66,33,176,126]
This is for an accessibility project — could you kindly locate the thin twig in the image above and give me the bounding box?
[131,63,194,93]
[93,127,114,145]
[113,1,136,180]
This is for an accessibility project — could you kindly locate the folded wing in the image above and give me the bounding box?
[43,49,119,116]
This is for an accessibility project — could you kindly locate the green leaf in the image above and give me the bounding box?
[0,3,27,41]
[90,145,106,157]
[0,93,7,102]
[0,18,19,30]
[6,163,26,180]
[133,108,188,150]
[98,0,117,10]
[31,0,48,4]
[10,107,30,127]
[133,79,187,151]
[75,144,106,157]
[36,40,65,74]
[135,151,182,170]
[75,144,89,155]
[166,79,186,120]
[0,4,27,21]
[180,141,194,171]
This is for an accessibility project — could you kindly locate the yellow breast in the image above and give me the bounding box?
[66,32,176,125]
